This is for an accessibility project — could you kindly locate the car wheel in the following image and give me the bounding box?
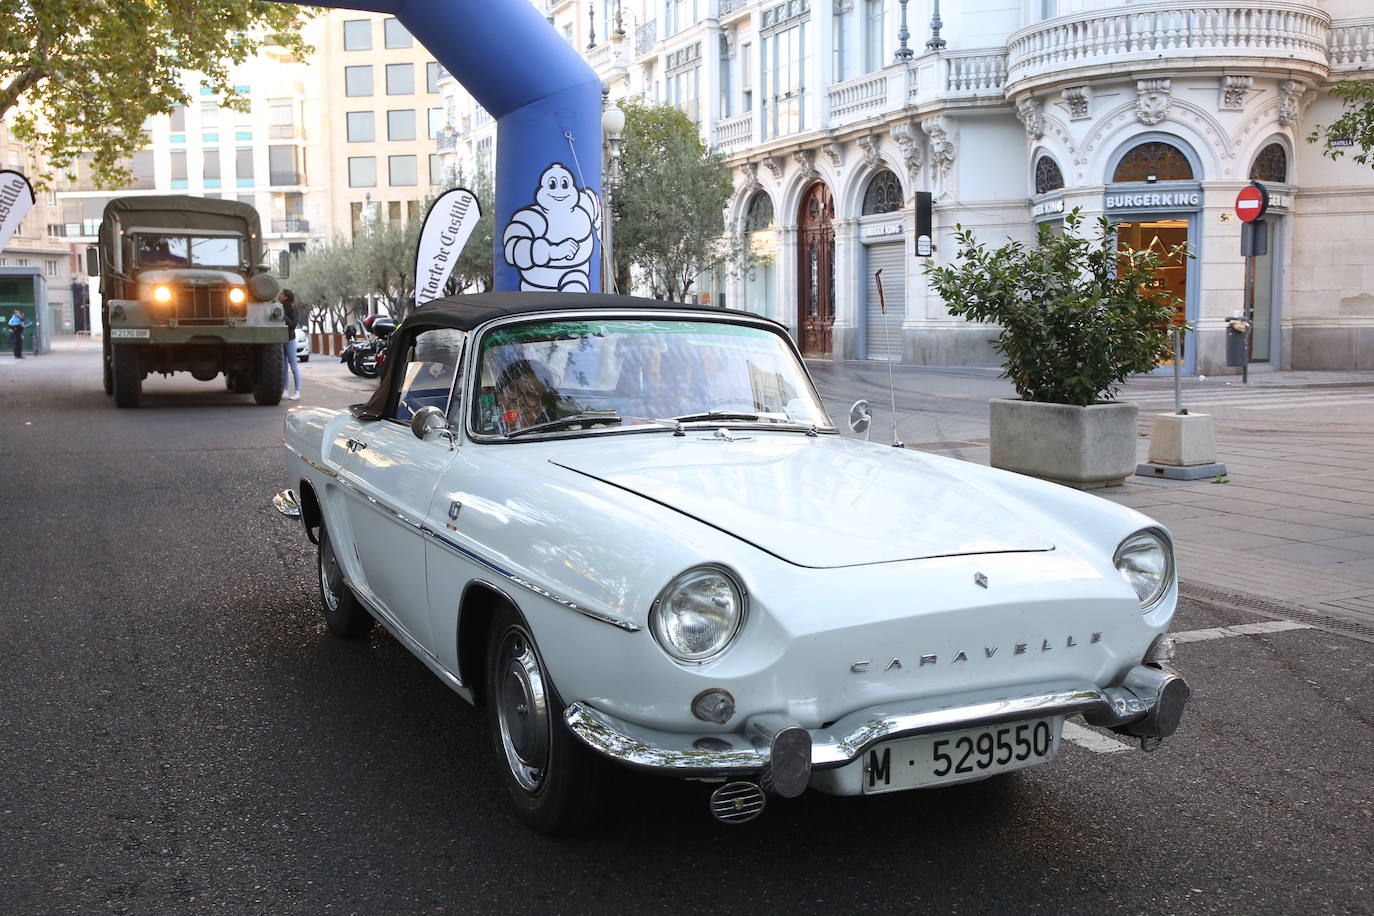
[317,524,374,638]
[485,605,608,834]
[299,353,309,363]
[112,344,141,408]
[252,343,284,405]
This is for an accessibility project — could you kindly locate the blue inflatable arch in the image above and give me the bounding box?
[281,0,602,292]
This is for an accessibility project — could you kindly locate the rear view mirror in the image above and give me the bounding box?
[848,400,872,435]
[278,250,290,279]
[85,246,98,277]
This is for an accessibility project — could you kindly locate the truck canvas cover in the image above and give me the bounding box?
[98,195,264,269]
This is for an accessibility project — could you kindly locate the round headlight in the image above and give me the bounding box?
[1114,529,1173,611]
[650,566,745,663]
[153,285,172,303]
[228,287,246,304]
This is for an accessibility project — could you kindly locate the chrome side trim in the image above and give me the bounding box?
[288,445,338,478]
[564,672,1185,777]
[345,574,475,704]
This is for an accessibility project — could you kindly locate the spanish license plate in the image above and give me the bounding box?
[862,717,1062,794]
[109,329,150,339]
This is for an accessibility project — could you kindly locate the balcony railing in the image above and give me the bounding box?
[635,20,657,57]
[269,170,303,186]
[941,50,1008,99]
[828,70,893,122]
[1007,1,1331,90]
[1330,18,1374,73]
[271,218,310,233]
[268,124,302,140]
[718,0,752,18]
[435,128,458,151]
[713,112,753,151]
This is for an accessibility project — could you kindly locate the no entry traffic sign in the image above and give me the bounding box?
[1235,182,1269,222]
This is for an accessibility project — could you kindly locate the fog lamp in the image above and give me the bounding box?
[692,689,736,724]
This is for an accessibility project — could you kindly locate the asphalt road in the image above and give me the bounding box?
[1,348,1369,914]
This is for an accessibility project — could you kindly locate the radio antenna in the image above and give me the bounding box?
[874,268,903,448]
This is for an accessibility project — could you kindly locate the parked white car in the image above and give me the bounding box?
[294,327,310,362]
[274,293,1189,833]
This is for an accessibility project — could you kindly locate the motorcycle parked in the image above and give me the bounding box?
[339,315,396,379]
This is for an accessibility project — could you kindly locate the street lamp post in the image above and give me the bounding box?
[601,102,625,294]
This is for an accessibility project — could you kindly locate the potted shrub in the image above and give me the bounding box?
[924,209,1186,488]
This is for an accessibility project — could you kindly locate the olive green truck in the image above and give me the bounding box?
[89,195,289,407]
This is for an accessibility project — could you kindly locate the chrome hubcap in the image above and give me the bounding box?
[495,627,549,792]
[319,536,340,612]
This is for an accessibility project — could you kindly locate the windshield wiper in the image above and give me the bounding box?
[669,410,765,423]
[504,413,624,438]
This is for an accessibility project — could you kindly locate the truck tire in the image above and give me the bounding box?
[252,343,284,405]
[112,344,142,408]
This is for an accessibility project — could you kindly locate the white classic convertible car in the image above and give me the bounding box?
[274,292,1189,833]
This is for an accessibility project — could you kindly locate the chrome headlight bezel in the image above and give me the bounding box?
[649,565,747,665]
[1113,528,1174,612]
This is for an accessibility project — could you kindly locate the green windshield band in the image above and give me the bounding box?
[483,319,769,349]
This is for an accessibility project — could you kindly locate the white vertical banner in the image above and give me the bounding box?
[414,187,481,307]
[0,170,37,252]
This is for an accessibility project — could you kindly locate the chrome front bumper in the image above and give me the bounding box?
[564,664,1189,796]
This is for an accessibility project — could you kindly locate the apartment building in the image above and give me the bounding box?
[439,0,1374,373]
[0,123,76,337]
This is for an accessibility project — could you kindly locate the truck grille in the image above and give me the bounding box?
[175,284,229,324]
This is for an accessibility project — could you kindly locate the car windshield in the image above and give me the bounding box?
[135,235,243,268]
[472,317,832,438]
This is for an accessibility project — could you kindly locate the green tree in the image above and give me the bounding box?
[289,238,360,333]
[1,1,311,188]
[924,210,1187,406]
[355,216,424,319]
[1307,80,1374,167]
[614,100,734,300]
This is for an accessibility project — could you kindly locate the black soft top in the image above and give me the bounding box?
[355,292,787,420]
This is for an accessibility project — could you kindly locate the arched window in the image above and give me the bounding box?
[743,192,774,232]
[1034,155,1064,195]
[861,169,903,215]
[1250,143,1288,183]
[1113,141,1193,183]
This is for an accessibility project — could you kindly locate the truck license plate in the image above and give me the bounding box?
[109,329,150,339]
[862,717,1062,794]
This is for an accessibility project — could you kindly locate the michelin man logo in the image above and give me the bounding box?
[502,163,601,292]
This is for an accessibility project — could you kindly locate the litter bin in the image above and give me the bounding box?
[1226,317,1249,368]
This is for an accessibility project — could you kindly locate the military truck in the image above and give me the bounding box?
[89,196,289,407]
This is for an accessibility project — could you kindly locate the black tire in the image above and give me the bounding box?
[317,524,374,638]
[112,344,142,408]
[102,343,113,396]
[485,604,609,834]
[353,352,380,379]
[252,343,284,405]
[299,352,309,363]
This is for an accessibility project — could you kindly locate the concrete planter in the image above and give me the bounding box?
[989,398,1139,489]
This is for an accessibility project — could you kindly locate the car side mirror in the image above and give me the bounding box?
[411,405,454,447]
[85,246,99,277]
[847,400,872,435]
[277,250,290,279]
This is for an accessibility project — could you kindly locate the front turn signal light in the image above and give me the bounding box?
[153,285,172,303]
[228,287,246,304]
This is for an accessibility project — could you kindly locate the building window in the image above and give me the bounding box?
[1034,155,1064,195]
[269,145,301,185]
[236,147,254,186]
[429,154,445,186]
[130,150,155,190]
[743,191,774,232]
[741,42,752,112]
[170,150,187,188]
[863,0,885,73]
[389,155,418,186]
[346,111,375,143]
[203,148,220,187]
[386,63,414,95]
[268,98,295,139]
[1250,143,1288,183]
[345,65,373,97]
[387,200,403,227]
[761,21,807,139]
[667,66,700,123]
[201,102,219,128]
[664,0,698,36]
[833,2,853,83]
[720,36,733,118]
[343,19,371,51]
[383,17,413,48]
[427,107,445,139]
[388,109,417,141]
[1113,141,1192,183]
[426,62,442,94]
[350,200,366,236]
[46,260,59,277]
[169,106,186,133]
[861,169,902,215]
[476,137,493,174]
[349,156,377,187]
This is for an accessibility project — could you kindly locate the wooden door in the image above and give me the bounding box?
[798,182,835,357]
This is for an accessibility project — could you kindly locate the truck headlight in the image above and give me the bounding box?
[153,285,172,303]
[1114,529,1173,611]
[228,287,246,304]
[650,566,746,663]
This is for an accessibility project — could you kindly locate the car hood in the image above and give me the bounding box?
[549,434,1054,568]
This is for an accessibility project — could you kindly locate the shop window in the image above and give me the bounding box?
[861,169,902,215]
[1113,141,1192,183]
[743,192,774,232]
[1034,155,1064,195]
[1250,143,1288,183]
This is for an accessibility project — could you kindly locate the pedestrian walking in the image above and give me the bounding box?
[280,289,301,400]
[8,309,31,359]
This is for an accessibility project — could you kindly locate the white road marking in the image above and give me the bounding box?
[1172,620,1313,643]
[1062,721,1133,754]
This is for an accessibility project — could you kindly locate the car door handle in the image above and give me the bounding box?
[346,438,368,453]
